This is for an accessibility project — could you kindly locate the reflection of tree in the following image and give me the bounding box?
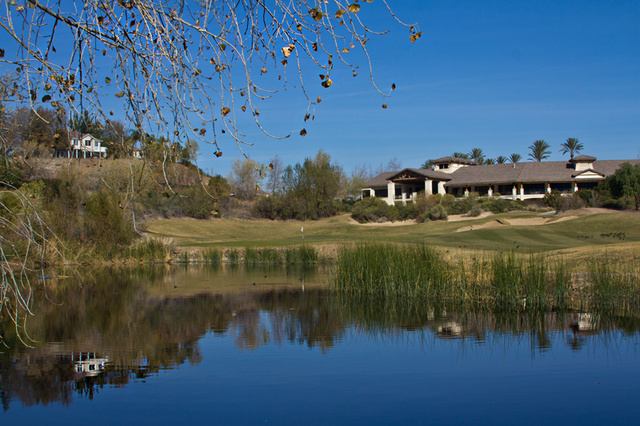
[0,352,75,408]
[2,266,640,409]
[227,289,346,353]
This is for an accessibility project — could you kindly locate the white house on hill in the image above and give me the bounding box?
[362,155,640,204]
[57,131,107,159]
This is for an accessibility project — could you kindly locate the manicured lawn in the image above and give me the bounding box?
[144,211,640,257]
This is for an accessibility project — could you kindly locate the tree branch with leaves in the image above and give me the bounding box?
[1,0,419,156]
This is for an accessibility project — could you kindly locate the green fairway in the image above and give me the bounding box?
[144,210,640,256]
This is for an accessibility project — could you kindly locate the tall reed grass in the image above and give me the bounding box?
[244,247,283,265]
[332,243,637,313]
[588,258,640,315]
[127,238,172,262]
[333,243,452,299]
[170,245,321,265]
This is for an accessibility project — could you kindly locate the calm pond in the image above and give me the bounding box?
[1,265,639,425]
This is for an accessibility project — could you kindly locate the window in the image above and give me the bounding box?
[374,188,388,198]
[550,182,572,193]
[497,185,513,195]
[475,186,489,196]
[577,181,598,190]
[523,183,545,195]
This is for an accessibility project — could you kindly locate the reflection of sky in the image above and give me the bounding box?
[3,315,638,424]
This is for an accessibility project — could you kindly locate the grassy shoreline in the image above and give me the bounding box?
[141,210,640,266]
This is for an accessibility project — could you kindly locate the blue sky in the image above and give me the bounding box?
[5,1,636,176]
[195,0,640,177]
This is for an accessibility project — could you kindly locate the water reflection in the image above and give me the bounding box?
[1,265,639,411]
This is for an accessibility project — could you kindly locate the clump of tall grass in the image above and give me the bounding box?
[225,249,241,264]
[244,247,283,265]
[332,243,452,298]
[333,243,577,311]
[489,253,572,311]
[178,251,190,263]
[202,248,223,264]
[127,238,171,262]
[284,246,318,265]
[588,258,640,315]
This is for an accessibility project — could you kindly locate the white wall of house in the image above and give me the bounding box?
[67,134,107,158]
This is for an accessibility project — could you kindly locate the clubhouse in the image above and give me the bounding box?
[362,155,640,204]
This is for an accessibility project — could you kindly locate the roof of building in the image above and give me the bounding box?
[364,171,399,188]
[364,168,453,188]
[364,158,640,189]
[432,156,477,165]
[388,168,452,181]
[571,168,605,178]
[445,159,640,187]
[569,155,597,163]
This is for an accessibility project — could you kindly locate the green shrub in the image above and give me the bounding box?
[180,187,214,219]
[468,204,482,217]
[428,204,448,221]
[351,197,399,223]
[83,190,135,250]
[396,200,417,220]
[543,190,563,212]
[560,194,586,212]
[480,197,505,213]
[252,192,342,220]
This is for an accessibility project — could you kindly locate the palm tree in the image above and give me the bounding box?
[528,140,551,162]
[560,137,583,159]
[509,153,522,163]
[468,147,485,165]
[421,159,434,169]
[452,152,469,159]
[496,156,508,164]
[484,158,496,165]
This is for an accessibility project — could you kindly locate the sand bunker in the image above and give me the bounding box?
[456,215,578,232]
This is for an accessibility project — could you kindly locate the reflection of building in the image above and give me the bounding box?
[569,313,598,333]
[72,352,108,380]
[436,321,464,338]
[363,156,640,204]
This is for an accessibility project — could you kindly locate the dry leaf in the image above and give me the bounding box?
[281,44,295,57]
